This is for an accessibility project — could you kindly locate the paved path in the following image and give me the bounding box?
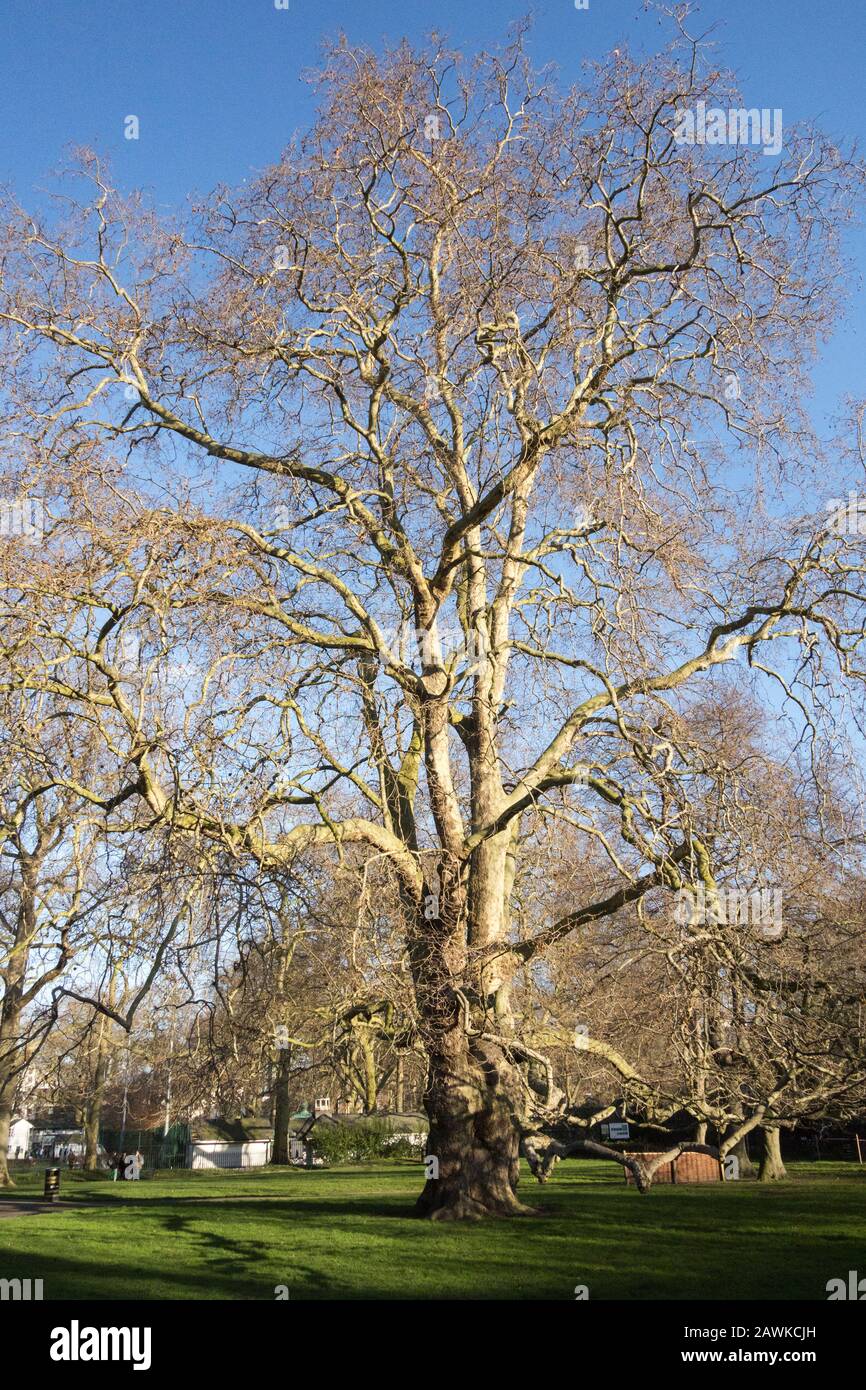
[0,1200,81,1218]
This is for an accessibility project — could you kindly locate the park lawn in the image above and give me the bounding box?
[0,1160,863,1301]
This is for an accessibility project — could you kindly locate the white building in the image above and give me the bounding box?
[29,1128,86,1158]
[6,1117,33,1158]
[187,1139,272,1170]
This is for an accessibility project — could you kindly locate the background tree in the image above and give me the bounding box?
[0,705,113,1184]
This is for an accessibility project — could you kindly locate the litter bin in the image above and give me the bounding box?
[44,1167,61,1202]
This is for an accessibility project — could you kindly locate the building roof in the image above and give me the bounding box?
[189,1117,273,1142]
[289,1110,428,1135]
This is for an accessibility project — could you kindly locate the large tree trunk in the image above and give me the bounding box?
[83,1057,108,1170]
[723,1124,757,1178]
[271,1049,292,1165]
[83,1019,110,1170]
[83,1097,101,1170]
[0,998,24,1188]
[410,607,530,1220]
[415,1033,534,1220]
[758,1126,788,1181]
[395,1054,405,1113]
[410,863,534,1220]
[0,1101,13,1187]
[0,853,69,1187]
[357,1026,379,1113]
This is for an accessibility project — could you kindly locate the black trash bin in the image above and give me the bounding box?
[43,1167,61,1202]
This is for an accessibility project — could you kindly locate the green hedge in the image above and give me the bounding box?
[310,1122,424,1164]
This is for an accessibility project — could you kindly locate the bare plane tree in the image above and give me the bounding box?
[1,23,865,1216]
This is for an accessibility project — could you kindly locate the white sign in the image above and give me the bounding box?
[608,1122,630,1140]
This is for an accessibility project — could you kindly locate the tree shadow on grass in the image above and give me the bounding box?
[0,1241,339,1300]
[91,1191,413,1220]
[3,1178,861,1300]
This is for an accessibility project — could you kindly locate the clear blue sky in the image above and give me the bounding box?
[0,0,863,418]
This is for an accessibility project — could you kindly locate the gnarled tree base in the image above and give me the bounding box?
[416,1186,538,1222]
[416,1037,539,1220]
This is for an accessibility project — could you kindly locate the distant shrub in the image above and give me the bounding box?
[383,1135,425,1161]
[310,1121,425,1165]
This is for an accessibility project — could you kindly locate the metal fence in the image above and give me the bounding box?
[100,1123,190,1170]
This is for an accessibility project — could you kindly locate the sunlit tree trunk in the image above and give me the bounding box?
[395,1055,405,1113]
[724,1124,757,1178]
[0,998,22,1186]
[411,818,531,1219]
[0,926,27,1189]
[758,1126,788,1181]
[0,1097,13,1188]
[84,1009,112,1171]
[83,1049,109,1171]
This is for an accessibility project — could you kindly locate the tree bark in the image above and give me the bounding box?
[83,1018,110,1170]
[415,1032,533,1220]
[0,1101,12,1187]
[357,1025,378,1114]
[0,844,68,1188]
[83,1059,108,1170]
[410,873,534,1220]
[758,1126,788,1181]
[271,1048,292,1165]
[0,1000,24,1188]
[395,1054,405,1113]
[723,1125,757,1178]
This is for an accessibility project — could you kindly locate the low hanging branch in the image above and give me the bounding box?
[523,1137,722,1194]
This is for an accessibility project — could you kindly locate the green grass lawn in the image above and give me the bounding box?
[0,1159,863,1300]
